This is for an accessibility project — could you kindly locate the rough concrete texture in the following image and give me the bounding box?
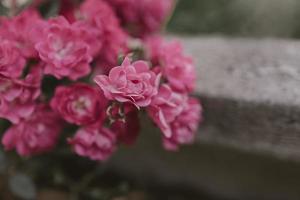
[177,37,300,158]
[181,37,300,106]
[198,96,300,159]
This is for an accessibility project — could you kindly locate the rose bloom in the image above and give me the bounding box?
[147,84,187,138]
[73,21,103,57]
[0,76,35,124]
[0,66,42,124]
[35,17,92,80]
[111,104,140,145]
[0,39,25,78]
[68,124,117,161]
[146,37,196,92]
[78,0,128,70]
[94,57,160,108]
[2,105,63,156]
[106,0,174,36]
[0,9,46,58]
[50,83,107,126]
[163,98,202,151]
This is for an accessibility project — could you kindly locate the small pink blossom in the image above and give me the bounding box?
[0,9,46,58]
[0,66,42,123]
[78,0,128,70]
[94,57,160,108]
[163,98,202,151]
[2,104,63,156]
[0,39,25,78]
[68,125,117,161]
[146,37,196,92]
[111,104,140,145]
[74,21,103,57]
[0,74,36,124]
[36,17,92,80]
[50,83,107,126]
[148,84,187,138]
[106,0,174,36]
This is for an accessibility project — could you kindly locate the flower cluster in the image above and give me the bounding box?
[0,0,202,161]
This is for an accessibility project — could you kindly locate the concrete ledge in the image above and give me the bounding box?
[178,36,300,158]
[183,37,300,106]
[198,96,300,159]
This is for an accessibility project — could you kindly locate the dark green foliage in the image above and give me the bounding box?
[168,0,300,38]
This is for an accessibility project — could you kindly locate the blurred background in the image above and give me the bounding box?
[169,0,300,38]
[2,0,300,200]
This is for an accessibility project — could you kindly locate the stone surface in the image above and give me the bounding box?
[176,36,300,159]
[182,37,300,106]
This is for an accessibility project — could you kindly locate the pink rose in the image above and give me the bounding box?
[68,125,117,161]
[146,37,196,92]
[35,17,92,80]
[163,41,196,92]
[73,21,103,57]
[78,0,128,70]
[0,66,42,123]
[147,84,187,138]
[0,40,25,78]
[94,57,160,108]
[106,0,174,36]
[50,83,107,126]
[163,98,202,151]
[0,9,46,58]
[0,76,22,102]
[111,104,140,145]
[0,74,36,124]
[2,104,63,156]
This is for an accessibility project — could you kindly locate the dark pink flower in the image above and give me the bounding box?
[0,39,25,78]
[0,66,42,124]
[163,98,202,151]
[31,0,45,7]
[0,9,46,58]
[147,84,187,138]
[36,17,92,80]
[94,57,160,108]
[0,73,36,124]
[59,0,77,23]
[68,125,117,161]
[106,0,174,36]
[146,37,196,92]
[73,21,103,57]
[78,0,128,70]
[50,83,107,126]
[2,104,63,156]
[111,104,140,145]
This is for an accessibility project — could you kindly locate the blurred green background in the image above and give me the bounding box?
[168,0,300,38]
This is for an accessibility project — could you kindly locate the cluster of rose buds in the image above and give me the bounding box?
[0,0,202,161]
